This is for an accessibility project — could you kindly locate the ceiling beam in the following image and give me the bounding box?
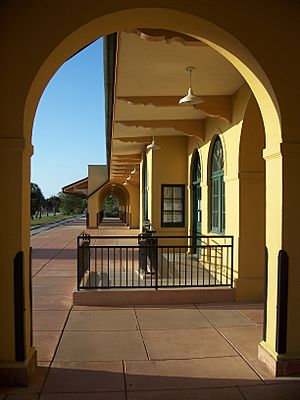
[112,154,142,160]
[117,95,232,123]
[115,120,205,140]
[114,136,152,144]
[126,29,206,46]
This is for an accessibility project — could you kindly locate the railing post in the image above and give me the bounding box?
[155,237,158,290]
[263,246,268,341]
[29,247,33,347]
[14,251,25,361]
[77,235,80,291]
[276,249,289,354]
[231,236,234,288]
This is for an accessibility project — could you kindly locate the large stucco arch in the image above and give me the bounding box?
[23,7,282,150]
[1,2,300,381]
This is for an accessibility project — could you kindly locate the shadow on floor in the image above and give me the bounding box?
[1,364,300,399]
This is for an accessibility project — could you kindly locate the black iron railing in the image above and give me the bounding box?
[77,234,233,290]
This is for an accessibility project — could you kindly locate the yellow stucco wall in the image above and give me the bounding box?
[185,85,266,301]
[1,1,300,375]
[150,136,188,237]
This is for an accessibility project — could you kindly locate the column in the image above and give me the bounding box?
[259,142,300,375]
[0,138,36,385]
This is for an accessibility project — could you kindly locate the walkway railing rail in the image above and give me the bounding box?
[77,234,233,290]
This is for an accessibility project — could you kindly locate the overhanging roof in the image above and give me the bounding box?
[62,177,88,197]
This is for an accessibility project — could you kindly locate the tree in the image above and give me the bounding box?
[47,195,61,215]
[103,196,119,217]
[58,192,86,215]
[30,183,44,219]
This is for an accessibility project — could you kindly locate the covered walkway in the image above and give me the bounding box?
[1,221,300,399]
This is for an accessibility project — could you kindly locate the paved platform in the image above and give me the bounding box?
[1,220,300,399]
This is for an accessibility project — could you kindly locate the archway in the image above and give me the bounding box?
[2,2,299,382]
[237,95,266,301]
[98,182,130,226]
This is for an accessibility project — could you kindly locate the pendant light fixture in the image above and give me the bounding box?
[178,66,204,105]
[146,136,161,151]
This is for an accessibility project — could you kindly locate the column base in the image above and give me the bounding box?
[0,347,37,386]
[258,341,300,376]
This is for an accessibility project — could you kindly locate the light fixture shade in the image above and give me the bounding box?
[178,87,204,105]
[123,181,129,186]
[126,175,131,181]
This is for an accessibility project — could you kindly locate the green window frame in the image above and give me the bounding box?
[143,154,148,221]
[210,137,225,233]
[161,184,185,227]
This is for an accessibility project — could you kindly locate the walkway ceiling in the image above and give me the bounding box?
[110,29,245,183]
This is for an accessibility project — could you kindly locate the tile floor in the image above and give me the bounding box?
[1,220,300,399]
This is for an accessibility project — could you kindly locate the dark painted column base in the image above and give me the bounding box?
[258,341,300,376]
[0,348,37,386]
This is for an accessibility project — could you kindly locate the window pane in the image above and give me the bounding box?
[173,199,182,211]
[164,187,173,198]
[173,187,183,198]
[164,199,173,210]
[173,213,183,223]
[163,212,173,223]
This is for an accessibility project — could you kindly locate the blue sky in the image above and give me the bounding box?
[32,38,106,198]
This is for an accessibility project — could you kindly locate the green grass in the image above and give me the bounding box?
[30,213,80,227]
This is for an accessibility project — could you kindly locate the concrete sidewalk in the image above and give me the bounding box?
[1,221,300,399]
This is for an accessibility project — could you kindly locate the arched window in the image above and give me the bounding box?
[210,137,225,233]
[143,154,148,221]
[191,150,201,253]
[192,150,201,233]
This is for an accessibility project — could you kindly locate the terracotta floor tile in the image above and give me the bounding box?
[40,393,125,400]
[33,331,61,362]
[219,325,262,360]
[33,284,75,295]
[134,304,197,310]
[33,277,75,285]
[43,361,124,392]
[33,294,72,311]
[37,270,76,277]
[199,309,254,327]
[245,358,300,385]
[125,357,262,391]
[33,310,69,331]
[240,382,300,399]
[233,303,263,310]
[128,387,245,400]
[142,328,237,360]
[195,303,237,310]
[0,367,48,395]
[136,309,211,330]
[54,330,148,362]
[65,310,138,331]
[72,305,134,311]
[238,310,264,324]
[5,395,39,400]
[38,361,51,367]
